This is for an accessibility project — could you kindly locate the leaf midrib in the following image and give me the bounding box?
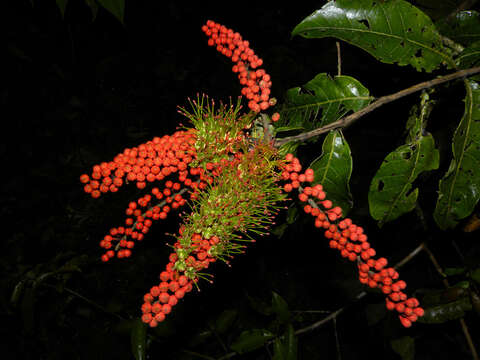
[296,25,450,61]
[285,96,373,112]
[444,80,474,219]
[382,142,422,223]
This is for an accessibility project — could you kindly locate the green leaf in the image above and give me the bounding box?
[457,40,480,74]
[471,268,480,284]
[130,319,147,360]
[271,292,290,324]
[434,80,480,229]
[369,93,439,225]
[187,330,213,347]
[247,294,273,316]
[56,0,68,19]
[292,0,453,72]
[280,73,371,131]
[278,141,300,159]
[418,296,472,323]
[230,329,275,354]
[214,309,237,334]
[310,130,353,214]
[391,336,415,360]
[97,0,125,24]
[444,267,466,276]
[273,325,298,360]
[84,0,99,22]
[437,10,480,47]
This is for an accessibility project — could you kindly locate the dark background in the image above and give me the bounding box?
[2,0,479,359]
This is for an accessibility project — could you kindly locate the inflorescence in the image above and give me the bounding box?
[79,21,423,328]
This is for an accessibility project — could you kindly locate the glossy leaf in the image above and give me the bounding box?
[273,325,298,360]
[418,296,472,323]
[310,130,353,214]
[292,0,452,72]
[437,10,480,46]
[280,73,371,131]
[434,80,480,229]
[97,0,125,24]
[230,329,275,354]
[130,319,147,360]
[56,0,68,19]
[271,292,290,324]
[369,112,439,225]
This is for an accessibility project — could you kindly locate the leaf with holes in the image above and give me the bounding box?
[434,80,480,230]
[292,0,453,72]
[278,73,371,132]
[369,92,439,226]
[310,130,353,214]
[369,136,439,225]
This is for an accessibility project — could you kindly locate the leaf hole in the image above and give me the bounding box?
[402,151,412,160]
[405,187,415,198]
[378,180,385,191]
[298,86,314,96]
[414,49,422,58]
[407,27,412,33]
[358,19,370,29]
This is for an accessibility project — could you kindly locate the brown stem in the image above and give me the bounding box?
[274,66,480,147]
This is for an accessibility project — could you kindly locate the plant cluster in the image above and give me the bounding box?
[79,18,434,329]
[77,2,480,357]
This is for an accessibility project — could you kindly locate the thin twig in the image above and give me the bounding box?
[333,317,342,360]
[43,283,125,320]
[336,42,342,76]
[422,243,479,360]
[275,66,480,147]
[414,205,479,360]
[215,242,426,360]
[293,242,425,336]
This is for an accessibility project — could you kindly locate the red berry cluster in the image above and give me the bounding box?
[140,232,219,327]
[201,20,280,121]
[281,153,424,328]
[79,130,197,198]
[81,130,226,261]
